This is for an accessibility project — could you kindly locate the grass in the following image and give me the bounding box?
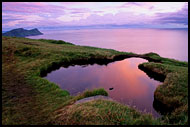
[138,61,188,125]
[80,88,108,98]
[37,39,74,45]
[51,99,161,125]
[2,36,188,125]
[142,52,188,67]
[2,36,135,125]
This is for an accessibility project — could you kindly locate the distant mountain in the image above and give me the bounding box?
[38,24,188,31]
[2,28,43,37]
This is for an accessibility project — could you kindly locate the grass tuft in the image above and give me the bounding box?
[82,88,108,97]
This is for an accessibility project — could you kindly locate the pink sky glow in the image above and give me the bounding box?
[2,2,188,31]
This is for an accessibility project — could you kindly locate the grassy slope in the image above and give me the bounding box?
[52,100,160,125]
[2,36,188,125]
[138,53,188,125]
[139,62,188,124]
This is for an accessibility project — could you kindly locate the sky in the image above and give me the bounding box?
[2,2,188,31]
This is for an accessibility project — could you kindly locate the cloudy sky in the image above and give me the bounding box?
[2,2,188,31]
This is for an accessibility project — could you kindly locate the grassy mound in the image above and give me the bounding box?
[52,99,161,125]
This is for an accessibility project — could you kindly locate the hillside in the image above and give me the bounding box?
[2,28,43,37]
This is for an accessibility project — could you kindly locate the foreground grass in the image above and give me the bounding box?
[2,36,187,125]
[52,100,160,125]
[1,36,139,125]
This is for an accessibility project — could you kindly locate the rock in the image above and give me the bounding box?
[109,87,114,90]
[74,95,113,104]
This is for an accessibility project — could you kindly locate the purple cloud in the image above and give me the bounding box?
[2,2,188,31]
[2,18,22,24]
[68,8,90,13]
[2,2,66,15]
[154,4,188,25]
[121,2,143,7]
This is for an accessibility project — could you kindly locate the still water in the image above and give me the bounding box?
[44,58,162,117]
[28,28,188,61]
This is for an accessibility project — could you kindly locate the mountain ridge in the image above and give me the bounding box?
[2,28,43,37]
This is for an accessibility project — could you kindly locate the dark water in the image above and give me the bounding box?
[28,28,188,62]
[44,58,162,117]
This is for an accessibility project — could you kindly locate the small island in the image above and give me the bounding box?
[2,28,43,37]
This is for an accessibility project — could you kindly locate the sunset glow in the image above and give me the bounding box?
[2,2,188,31]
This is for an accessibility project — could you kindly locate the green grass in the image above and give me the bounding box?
[142,52,188,67]
[51,99,162,125]
[2,36,188,125]
[81,88,108,98]
[2,36,135,125]
[37,39,74,45]
[72,88,109,101]
[138,61,188,125]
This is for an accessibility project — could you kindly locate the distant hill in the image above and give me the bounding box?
[2,31,7,33]
[2,28,43,37]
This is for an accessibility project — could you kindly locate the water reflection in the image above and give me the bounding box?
[44,58,162,117]
[28,28,188,61]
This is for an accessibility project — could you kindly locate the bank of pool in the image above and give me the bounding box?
[2,36,188,125]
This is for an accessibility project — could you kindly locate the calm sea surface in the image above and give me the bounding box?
[28,28,188,61]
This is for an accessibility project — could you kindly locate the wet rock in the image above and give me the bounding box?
[74,95,113,104]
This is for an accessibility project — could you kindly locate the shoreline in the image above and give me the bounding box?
[2,36,188,125]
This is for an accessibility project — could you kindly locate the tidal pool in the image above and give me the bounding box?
[43,58,162,117]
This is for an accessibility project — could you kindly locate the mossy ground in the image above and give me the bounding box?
[2,36,188,125]
[138,62,188,125]
[51,99,160,125]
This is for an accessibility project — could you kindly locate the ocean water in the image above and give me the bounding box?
[28,28,188,62]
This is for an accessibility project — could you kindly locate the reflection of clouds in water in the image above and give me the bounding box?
[44,58,161,117]
[102,59,150,98]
